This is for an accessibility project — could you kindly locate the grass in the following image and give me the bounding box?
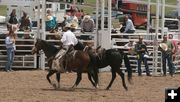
[0,5,7,16]
[0,0,177,16]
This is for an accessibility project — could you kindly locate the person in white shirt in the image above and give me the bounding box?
[61,23,84,50]
[5,28,16,72]
[124,15,135,33]
[61,24,77,48]
[124,39,136,55]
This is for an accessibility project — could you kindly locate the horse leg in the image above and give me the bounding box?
[46,70,57,89]
[56,72,60,88]
[87,72,96,88]
[106,69,116,90]
[72,72,82,89]
[116,68,128,91]
[92,67,99,88]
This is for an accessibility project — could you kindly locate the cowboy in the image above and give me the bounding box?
[52,23,84,72]
[61,23,84,50]
[135,36,151,76]
[158,35,176,76]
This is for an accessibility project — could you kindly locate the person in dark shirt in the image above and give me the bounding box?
[135,36,151,76]
[19,11,32,31]
[6,9,18,31]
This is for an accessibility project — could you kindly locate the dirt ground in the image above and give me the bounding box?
[0,70,179,102]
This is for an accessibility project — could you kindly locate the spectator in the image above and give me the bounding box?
[158,35,176,76]
[5,28,16,72]
[69,10,79,31]
[19,11,32,31]
[168,34,178,61]
[135,36,151,76]
[6,9,18,31]
[80,9,85,20]
[75,9,82,25]
[124,15,135,33]
[60,15,69,30]
[45,10,58,32]
[81,15,95,33]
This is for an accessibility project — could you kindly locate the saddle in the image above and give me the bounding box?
[51,45,76,73]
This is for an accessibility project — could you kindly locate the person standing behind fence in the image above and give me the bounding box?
[135,36,151,76]
[6,9,19,31]
[158,35,176,77]
[168,34,178,61]
[5,28,16,72]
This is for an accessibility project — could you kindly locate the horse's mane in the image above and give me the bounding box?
[41,39,58,50]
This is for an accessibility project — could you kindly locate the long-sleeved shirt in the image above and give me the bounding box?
[5,36,16,50]
[124,19,135,33]
[61,30,78,46]
[81,19,95,32]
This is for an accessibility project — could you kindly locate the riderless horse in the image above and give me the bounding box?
[86,46,132,90]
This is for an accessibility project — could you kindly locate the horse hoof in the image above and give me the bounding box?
[52,84,57,89]
[125,87,128,91]
[106,87,110,90]
[96,84,99,89]
[128,79,134,85]
[72,85,77,89]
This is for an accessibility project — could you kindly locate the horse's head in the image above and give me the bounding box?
[83,46,97,56]
[32,39,43,54]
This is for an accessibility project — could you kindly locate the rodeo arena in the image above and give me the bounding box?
[0,0,180,102]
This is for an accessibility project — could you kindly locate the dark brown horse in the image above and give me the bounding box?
[31,39,98,89]
[86,46,132,90]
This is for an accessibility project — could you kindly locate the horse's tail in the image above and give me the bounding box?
[119,50,132,83]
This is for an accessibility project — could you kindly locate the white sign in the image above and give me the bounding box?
[0,0,36,6]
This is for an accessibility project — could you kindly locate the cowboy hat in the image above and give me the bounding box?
[64,23,71,28]
[159,43,168,51]
[84,15,91,19]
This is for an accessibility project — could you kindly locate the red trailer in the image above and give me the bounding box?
[113,0,148,28]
